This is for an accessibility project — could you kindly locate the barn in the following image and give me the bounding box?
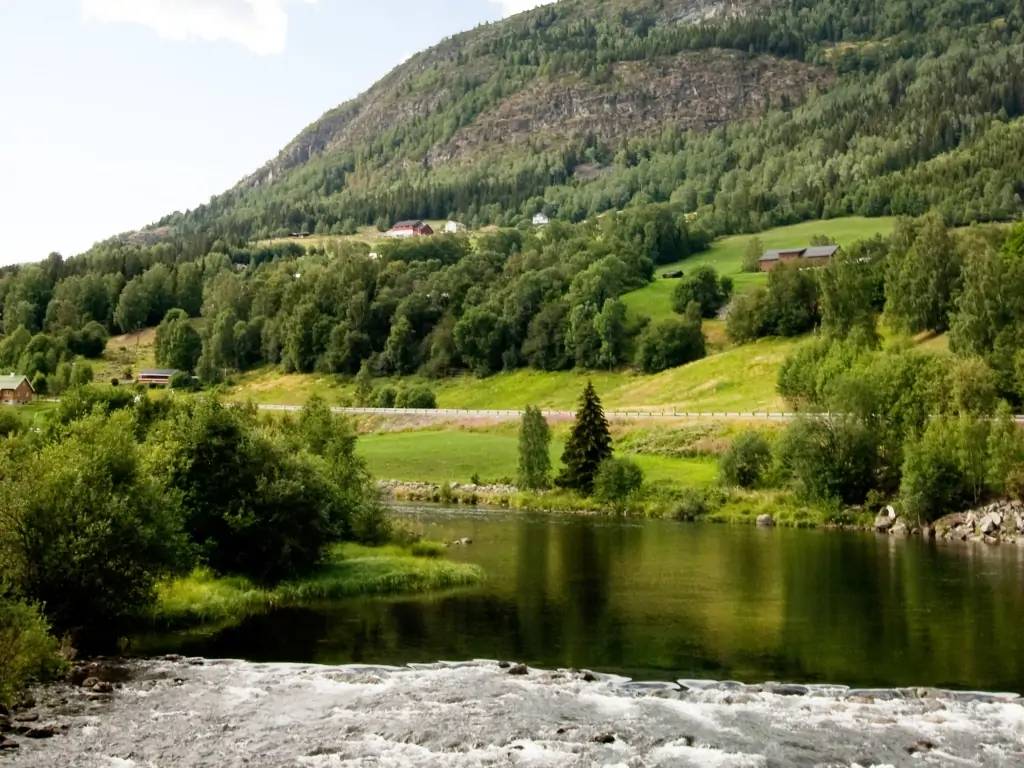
[385,220,434,238]
[0,375,34,405]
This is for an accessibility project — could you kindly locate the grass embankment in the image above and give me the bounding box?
[621,216,898,323]
[231,336,797,412]
[358,425,720,490]
[151,542,483,629]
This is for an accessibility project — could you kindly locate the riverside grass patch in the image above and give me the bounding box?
[150,543,483,630]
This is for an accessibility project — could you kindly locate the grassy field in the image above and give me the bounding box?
[232,336,797,413]
[150,542,483,630]
[621,216,898,323]
[358,427,720,489]
[255,220,455,249]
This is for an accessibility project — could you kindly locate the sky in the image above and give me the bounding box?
[0,0,550,265]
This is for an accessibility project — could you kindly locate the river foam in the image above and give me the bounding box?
[5,659,1024,767]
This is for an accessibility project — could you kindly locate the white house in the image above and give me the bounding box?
[444,220,466,234]
[532,212,550,227]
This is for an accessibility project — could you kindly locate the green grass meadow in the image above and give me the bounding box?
[357,427,720,490]
[621,216,897,323]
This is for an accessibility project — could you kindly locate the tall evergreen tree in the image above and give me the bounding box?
[517,405,552,490]
[557,382,612,493]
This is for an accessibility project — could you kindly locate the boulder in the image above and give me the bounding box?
[890,520,909,537]
[507,664,528,676]
[980,513,1001,536]
[874,513,895,533]
[756,514,775,528]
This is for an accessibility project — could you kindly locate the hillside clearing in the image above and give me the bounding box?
[621,217,897,323]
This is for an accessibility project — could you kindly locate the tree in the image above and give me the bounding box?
[720,431,772,488]
[593,457,644,511]
[518,405,552,490]
[742,237,764,273]
[672,266,732,318]
[155,309,202,372]
[886,213,962,333]
[557,382,612,494]
[634,316,705,373]
[113,277,149,334]
[383,315,418,374]
[594,299,629,369]
[777,416,879,505]
[819,247,879,340]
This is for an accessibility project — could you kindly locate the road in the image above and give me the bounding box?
[256,404,800,422]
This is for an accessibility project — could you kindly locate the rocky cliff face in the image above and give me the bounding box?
[239,0,790,191]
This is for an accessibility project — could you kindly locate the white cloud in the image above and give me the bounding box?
[491,0,551,17]
[81,0,316,56]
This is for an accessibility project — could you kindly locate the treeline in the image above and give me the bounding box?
[0,204,710,383]
[0,390,388,701]
[154,0,1024,245]
[714,219,1024,522]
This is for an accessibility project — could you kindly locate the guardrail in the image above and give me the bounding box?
[256,404,801,421]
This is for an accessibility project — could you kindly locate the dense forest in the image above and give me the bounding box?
[143,0,1024,244]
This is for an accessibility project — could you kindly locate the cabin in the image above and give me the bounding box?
[758,245,840,272]
[532,212,550,227]
[444,220,466,234]
[138,369,180,388]
[385,220,434,239]
[0,375,34,405]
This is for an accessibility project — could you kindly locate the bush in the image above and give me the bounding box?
[0,597,65,708]
[157,398,363,583]
[372,385,398,408]
[0,411,187,639]
[593,457,644,510]
[776,416,879,505]
[169,371,195,390]
[395,385,437,409]
[720,431,772,488]
[672,488,713,520]
[634,317,706,373]
[672,266,733,318]
[0,409,25,437]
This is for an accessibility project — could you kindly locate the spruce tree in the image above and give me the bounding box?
[557,382,612,494]
[518,405,552,490]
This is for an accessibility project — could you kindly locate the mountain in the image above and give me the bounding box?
[150,0,1023,245]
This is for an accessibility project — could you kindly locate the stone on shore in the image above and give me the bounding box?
[756,514,775,528]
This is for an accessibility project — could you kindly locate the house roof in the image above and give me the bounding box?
[390,220,425,229]
[759,245,840,262]
[0,375,31,391]
[139,369,180,378]
[804,245,840,258]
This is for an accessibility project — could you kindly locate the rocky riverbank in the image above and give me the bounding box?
[874,500,1024,544]
[3,658,1023,766]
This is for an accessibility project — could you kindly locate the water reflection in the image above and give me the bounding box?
[138,509,1024,691]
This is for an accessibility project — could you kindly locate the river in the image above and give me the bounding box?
[7,509,1024,766]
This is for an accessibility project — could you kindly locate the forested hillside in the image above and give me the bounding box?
[2,0,1024,402]
[142,0,1024,245]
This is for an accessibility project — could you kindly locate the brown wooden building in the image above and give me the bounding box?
[0,375,34,405]
[759,245,840,272]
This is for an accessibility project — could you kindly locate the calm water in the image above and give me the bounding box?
[139,508,1024,692]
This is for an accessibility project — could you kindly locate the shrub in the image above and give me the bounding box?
[672,266,733,318]
[634,317,706,373]
[518,405,552,490]
[169,371,195,390]
[776,416,879,505]
[0,411,188,639]
[410,540,446,558]
[0,597,65,708]
[720,431,772,488]
[593,457,644,510]
[156,398,363,583]
[395,385,437,409]
[672,488,712,520]
[0,409,25,438]
[372,385,398,408]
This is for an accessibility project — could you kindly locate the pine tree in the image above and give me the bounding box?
[518,405,552,490]
[557,382,612,494]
